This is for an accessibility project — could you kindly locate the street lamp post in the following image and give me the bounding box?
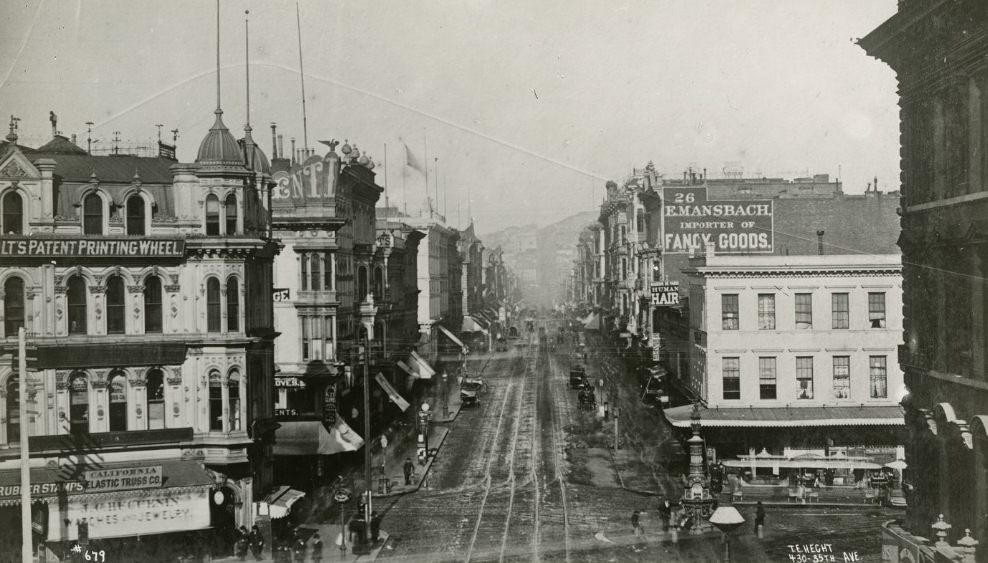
[442,372,449,418]
[358,296,377,547]
[709,506,746,563]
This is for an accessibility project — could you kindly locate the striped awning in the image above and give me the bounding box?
[664,405,905,429]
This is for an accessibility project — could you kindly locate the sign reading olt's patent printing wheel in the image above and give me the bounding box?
[662,186,773,254]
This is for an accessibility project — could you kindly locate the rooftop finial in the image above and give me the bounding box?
[215,0,222,113]
[6,115,19,143]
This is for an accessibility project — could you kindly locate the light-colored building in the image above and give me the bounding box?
[666,251,906,461]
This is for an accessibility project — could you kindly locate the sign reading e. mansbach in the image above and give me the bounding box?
[0,238,185,258]
[662,186,773,254]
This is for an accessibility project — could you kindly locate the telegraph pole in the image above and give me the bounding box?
[19,327,31,562]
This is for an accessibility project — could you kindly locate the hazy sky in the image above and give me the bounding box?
[0,1,899,235]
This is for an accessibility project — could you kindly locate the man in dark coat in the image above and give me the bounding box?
[403,457,415,485]
[248,524,264,560]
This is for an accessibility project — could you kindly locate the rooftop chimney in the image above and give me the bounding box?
[277,134,284,160]
[270,122,278,159]
[817,230,825,255]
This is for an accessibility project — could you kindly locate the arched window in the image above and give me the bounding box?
[374,267,384,300]
[209,370,223,431]
[358,266,368,300]
[1,191,23,234]
[226,277,239,332]
[83,193,103,235]
[144,276,163,333]
[205,195,220,236]
[67,276,87,335]
[3,276,25,336]
[106,276,125,334]
[206,278,221,332]
[126,195,146,236]
[108,370,127,431]
[228,369,241,431]
[6,375,19,444]
[146,368,165,430]
[224,193,237,235]
[68,372,89,434]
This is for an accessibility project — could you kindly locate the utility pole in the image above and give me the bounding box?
[613,406,620,451]
[19,327,31,563]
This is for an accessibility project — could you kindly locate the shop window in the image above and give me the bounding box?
[106,276,126,334]
[226,277,239,332]
[796,357,814,400]
[868,292,886,328]
[795,293,812,329]
[722,294,739,330]
[722,357,740,400]
[108,371,127,431]
[870,356,888,398]
[758,294,775,330]
[68,372,89,434]
[206,277,221,333]
[224,193,237,235]
[3,276,25,336]
[5,375,18,444]
[67,276,87,335]
[758,357,776,400]
[228,369,241,431]
[1,191,23,234]
[300,253,309,291]
[126,195,146,236]
[205,195,220,236]
[83,193,103,235]
[832,293,849,329]
[832,356,850,399]
[146,368,165,430]
[209,370,223,431]
[144,276,163,333]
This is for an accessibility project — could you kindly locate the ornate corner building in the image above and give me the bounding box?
[861,0,988,557]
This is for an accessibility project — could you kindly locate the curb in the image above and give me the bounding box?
[608,447,662,497]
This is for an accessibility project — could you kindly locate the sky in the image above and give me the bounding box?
[0,0,899,236]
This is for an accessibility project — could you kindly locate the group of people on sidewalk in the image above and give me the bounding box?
[234,525,325,562]
[627,499,768,549]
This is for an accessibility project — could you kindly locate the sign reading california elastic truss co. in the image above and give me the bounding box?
[662,186,773,254]
[0,237,185,258]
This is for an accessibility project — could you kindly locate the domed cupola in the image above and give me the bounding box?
[239,125,270,175]
[196,108,245,169]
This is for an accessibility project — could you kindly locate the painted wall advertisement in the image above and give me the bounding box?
[662,186,773,254]
[47,488,210,541]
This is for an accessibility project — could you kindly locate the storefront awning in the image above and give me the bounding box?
[664,405,905,428]
[583,313,601,331]
[438,325,469,353]
[266,486,306,519]
[722,457,882,470]
[462,315,489,334]
[409,350,436,379]
[274,421,341,456]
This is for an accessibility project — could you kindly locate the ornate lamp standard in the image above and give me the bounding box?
[358,295,377,546]
[709,506,746,562]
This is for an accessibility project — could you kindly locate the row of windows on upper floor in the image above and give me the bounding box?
[1,274,240,337]
[1,367,241,443]
[719,292,888,331]
[0,190,241,236]
[719,355,889,402]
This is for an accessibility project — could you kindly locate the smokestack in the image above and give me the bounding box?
[290,137,296,165]
[277,134,284,159]
[817,230,825,255]
[270,123,278,159]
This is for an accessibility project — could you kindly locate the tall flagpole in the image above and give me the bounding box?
[383,143,389,212]
[423,136,429,215]
[435,158,440,219]
[296,2,309,153]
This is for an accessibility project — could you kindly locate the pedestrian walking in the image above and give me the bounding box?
[248,524,264,560]
[755,501,766,538]
[235,526,249,560]
[292,529,306,561]
[403,457,415,485]
[370,510,381,543]
[631,510,643,537]
[658,499,672,532]
[311,532,323,563]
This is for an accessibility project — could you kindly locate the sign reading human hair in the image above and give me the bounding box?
[662,186,773,254]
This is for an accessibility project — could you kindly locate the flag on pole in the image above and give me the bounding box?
[401,138,425,175]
